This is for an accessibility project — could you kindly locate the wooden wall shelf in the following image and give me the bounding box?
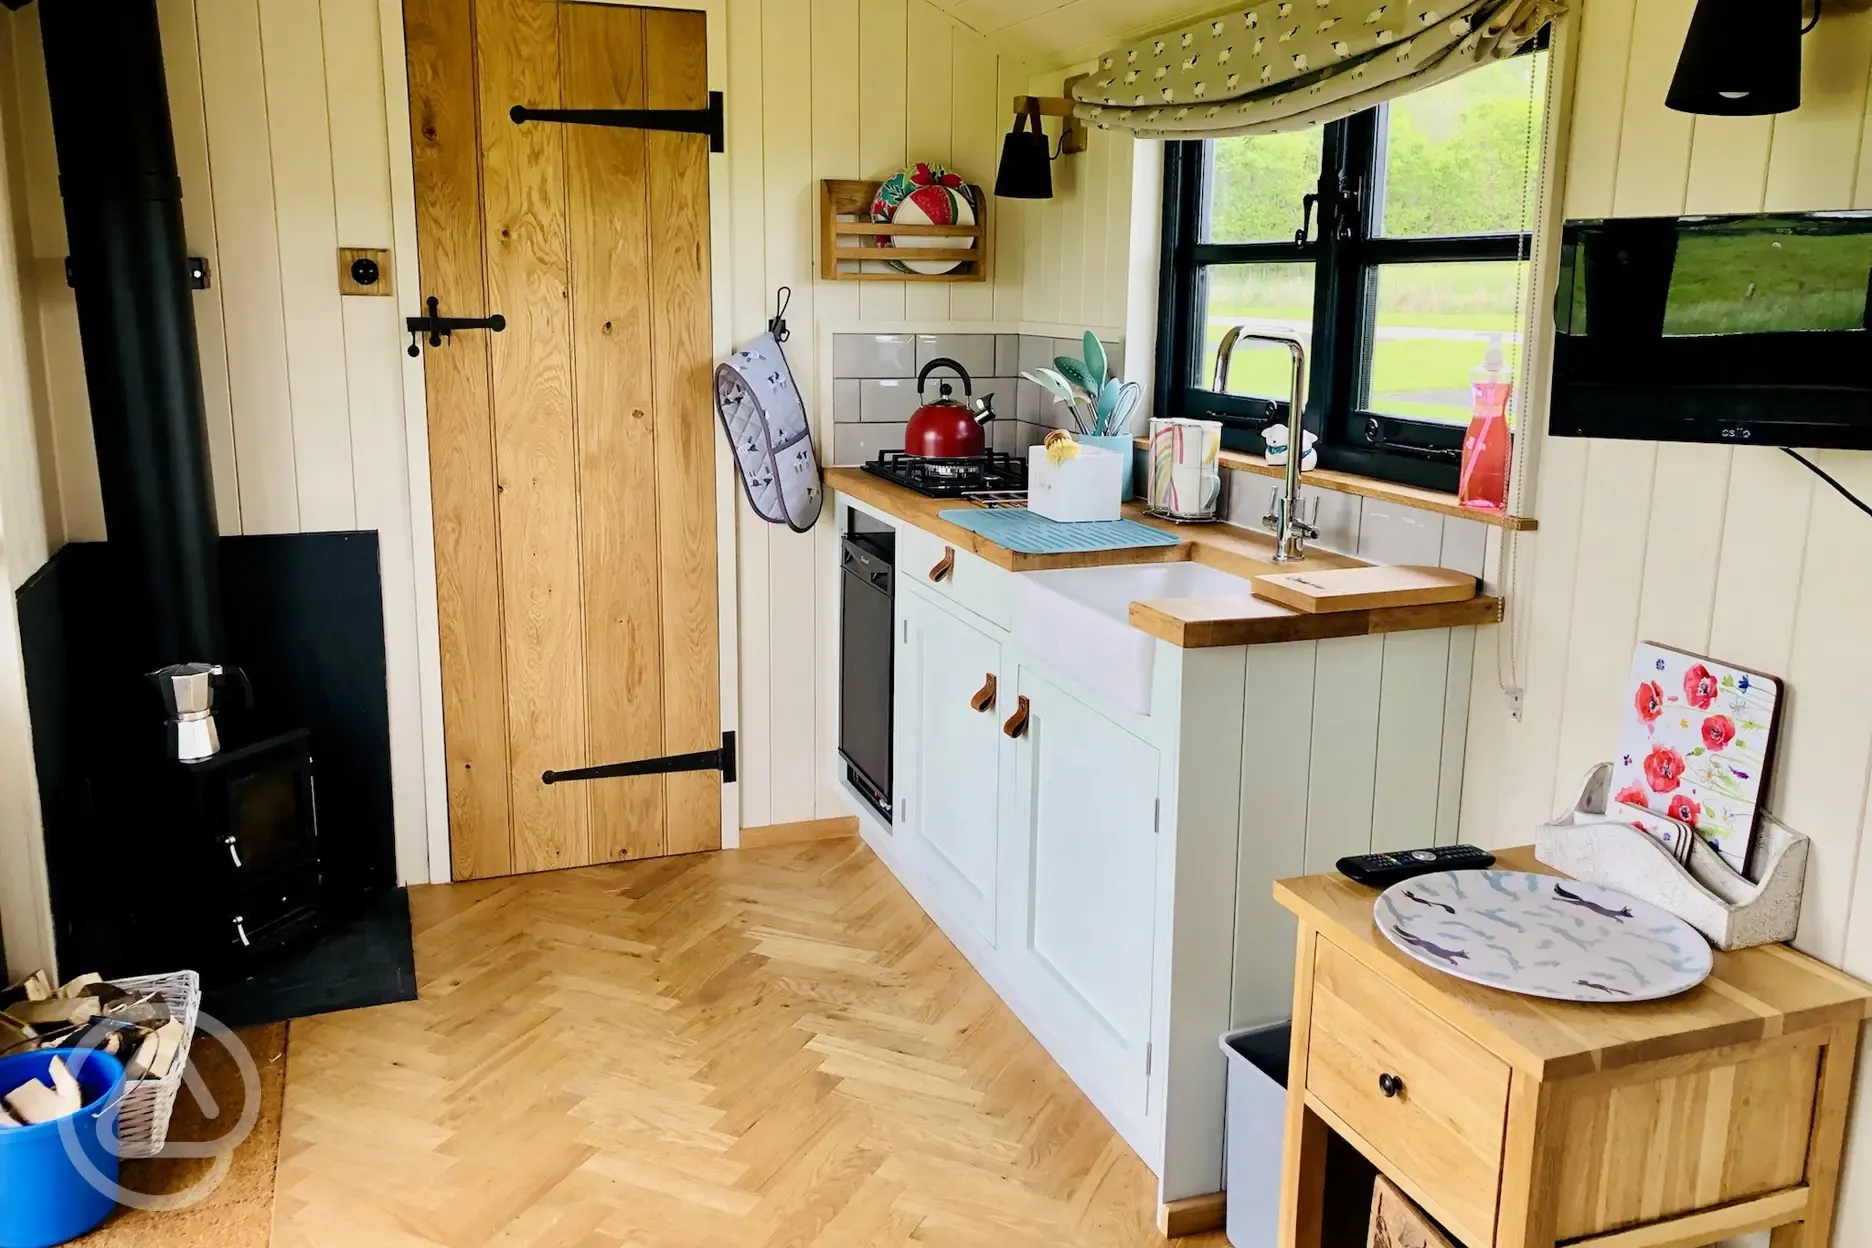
[819,179,989,283]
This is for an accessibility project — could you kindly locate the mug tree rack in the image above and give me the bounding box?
[819,179,990,283]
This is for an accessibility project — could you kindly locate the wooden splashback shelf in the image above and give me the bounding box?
[819,179,989,283]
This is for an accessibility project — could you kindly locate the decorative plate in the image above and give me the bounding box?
[871,162,977,275]
[1375,870,1714,1003]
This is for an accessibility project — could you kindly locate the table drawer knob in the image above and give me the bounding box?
[1378,1072,1403,1098]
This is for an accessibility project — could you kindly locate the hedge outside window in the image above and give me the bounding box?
[1153,41,1549,494]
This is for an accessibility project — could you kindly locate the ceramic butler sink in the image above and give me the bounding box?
[1012,562,1256,714]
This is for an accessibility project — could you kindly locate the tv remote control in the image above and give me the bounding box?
[1336,844,1495,887]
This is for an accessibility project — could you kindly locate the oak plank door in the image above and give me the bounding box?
[405,0,720,878]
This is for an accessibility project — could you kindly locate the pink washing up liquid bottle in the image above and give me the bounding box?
[1458,334,1512,511]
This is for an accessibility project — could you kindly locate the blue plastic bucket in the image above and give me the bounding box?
[0,1048,126,1248]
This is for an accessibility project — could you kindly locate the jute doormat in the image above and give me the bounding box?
[74,1023,288,1247]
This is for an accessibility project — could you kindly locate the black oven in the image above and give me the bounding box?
[838,523,894,822]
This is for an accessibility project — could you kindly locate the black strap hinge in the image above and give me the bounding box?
[543,731,736,786]
[510,92,724,154]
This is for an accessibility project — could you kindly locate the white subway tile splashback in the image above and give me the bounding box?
[1017,378,1041,425]
[832,423,906,466]
[1012,422,1051,454]
[1017,334,1055,375]
[1306,485,1362,556]
[833,333,916,378]
[1439,516,1488,579]
[860,378,920,424]
[1358,500,1446,567]
[833,378,862,425]
[995,333,1021,377]
[1223,470,1271,532]
[993,416,1040,455]
[1230,480,1362,554]
[914,334,994,381]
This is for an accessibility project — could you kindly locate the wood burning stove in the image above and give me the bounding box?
[167,731,323,961]
[19,0,328,976]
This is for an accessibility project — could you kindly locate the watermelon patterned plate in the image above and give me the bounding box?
[871,163,977,275]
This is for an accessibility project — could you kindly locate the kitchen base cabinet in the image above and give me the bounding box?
[830,492,1478,1212]
[896,589,1005,949]
[1003,667,1160,1130]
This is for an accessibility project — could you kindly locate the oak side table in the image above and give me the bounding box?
[1273,846,1872,1248]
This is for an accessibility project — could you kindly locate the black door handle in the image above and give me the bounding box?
[406,295,507,356]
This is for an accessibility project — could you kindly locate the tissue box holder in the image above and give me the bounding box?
[1535,762,1807,951]
[1028,445,1123,522]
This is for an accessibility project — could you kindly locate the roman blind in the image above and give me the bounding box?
[1073,0,1559,138]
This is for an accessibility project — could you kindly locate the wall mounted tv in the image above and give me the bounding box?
[1550,211,1872,449]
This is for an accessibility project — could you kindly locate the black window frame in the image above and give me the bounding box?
[1153,45,1546,495]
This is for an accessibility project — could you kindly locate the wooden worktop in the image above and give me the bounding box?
[1275,845,1872,1081]
[826,466,1503,647]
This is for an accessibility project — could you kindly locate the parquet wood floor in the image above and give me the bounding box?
[272,838,1227,1247]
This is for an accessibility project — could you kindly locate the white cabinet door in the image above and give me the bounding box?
[897,590,1004,946]
[1004,666,1160,1122]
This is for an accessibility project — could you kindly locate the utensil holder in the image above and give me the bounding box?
[1535,763,1808,951]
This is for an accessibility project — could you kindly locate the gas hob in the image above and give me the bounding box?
[861,449,1027,499]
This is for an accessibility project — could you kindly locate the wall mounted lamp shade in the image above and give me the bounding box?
[995,100,1053,199]
[1667,0,1813,116]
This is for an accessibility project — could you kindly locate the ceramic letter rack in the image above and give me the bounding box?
[1536,763,1808,951]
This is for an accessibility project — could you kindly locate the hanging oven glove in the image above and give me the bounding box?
[714,331,824,533]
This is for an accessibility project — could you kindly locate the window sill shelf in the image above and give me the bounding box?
[1134,439,1539,531]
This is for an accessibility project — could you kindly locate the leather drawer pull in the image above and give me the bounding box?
[929,547,955,583]
[970,673,997,712]
[1003,695,1030,739]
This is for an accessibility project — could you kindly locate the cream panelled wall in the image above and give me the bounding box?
[722,5,1132,829]
[726,0,1030,827]
[0,0,1078,848]
[0,0,434,888]
[1457,0,1872,1230]
[1014,64,1135,335]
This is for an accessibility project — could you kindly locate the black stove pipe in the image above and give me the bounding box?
[38,0,222,664]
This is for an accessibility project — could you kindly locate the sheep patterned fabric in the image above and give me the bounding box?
[1072,0,1561,138]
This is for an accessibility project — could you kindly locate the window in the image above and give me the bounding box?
[1154,43,1550,493]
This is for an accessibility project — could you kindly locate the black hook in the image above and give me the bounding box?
[768,286,792,342]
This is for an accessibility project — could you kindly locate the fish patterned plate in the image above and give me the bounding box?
[1375,870,1714,1003]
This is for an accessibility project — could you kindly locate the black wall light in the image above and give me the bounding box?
[994,76,1087,200]
[1667,0,1821,116]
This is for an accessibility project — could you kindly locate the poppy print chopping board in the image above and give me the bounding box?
[1611,642,1782,878]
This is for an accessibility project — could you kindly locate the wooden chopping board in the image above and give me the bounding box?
[1250,564,1477,613]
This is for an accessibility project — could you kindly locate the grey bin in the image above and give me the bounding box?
[1219,1023,1291,1248]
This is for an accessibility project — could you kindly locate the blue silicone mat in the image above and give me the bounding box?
[937,507,1181,555]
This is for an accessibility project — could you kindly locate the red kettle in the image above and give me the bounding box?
[905,358,992,458]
